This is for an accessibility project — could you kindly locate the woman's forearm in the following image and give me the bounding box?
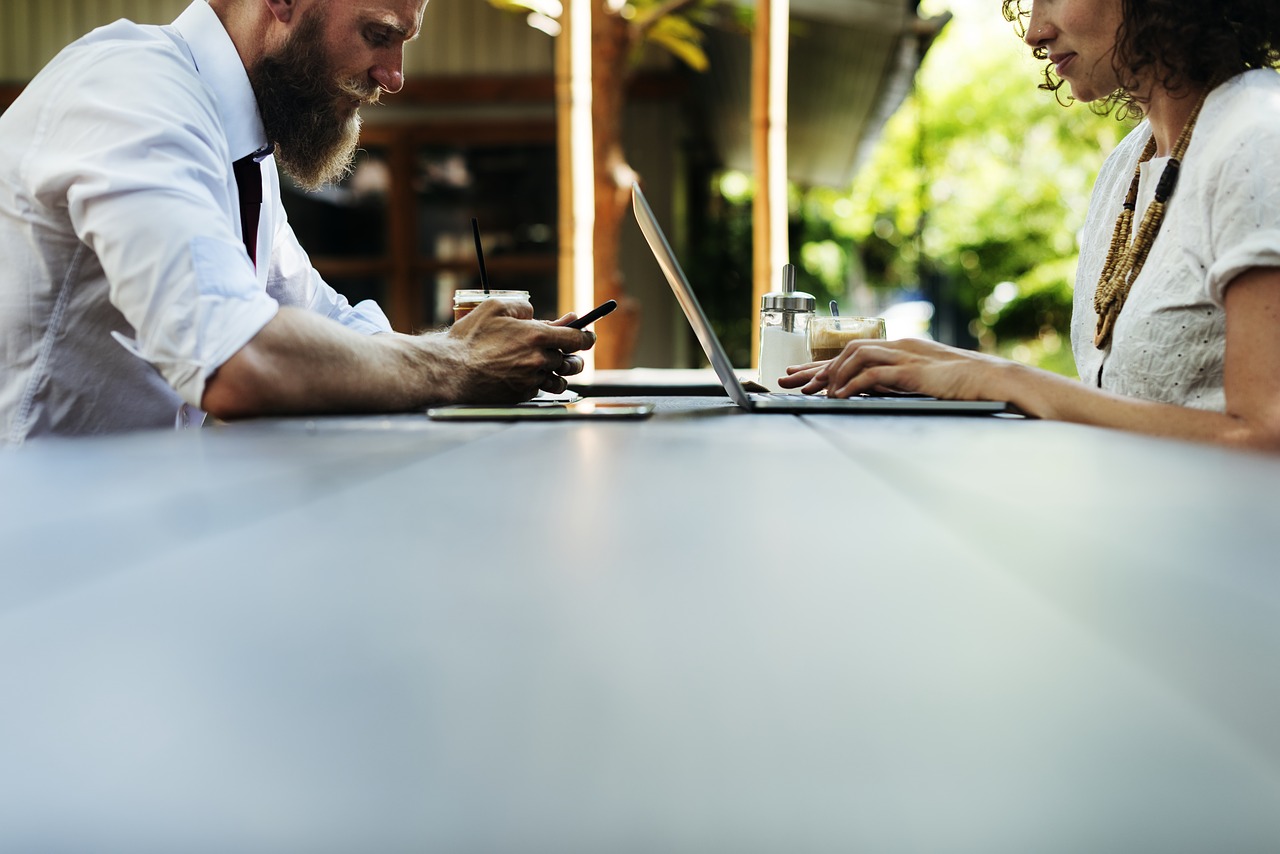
[997,362,1275,450]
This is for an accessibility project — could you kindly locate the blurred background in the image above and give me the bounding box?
[0,0,1132,375]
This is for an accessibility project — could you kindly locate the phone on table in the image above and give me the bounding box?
[428,400,654,421]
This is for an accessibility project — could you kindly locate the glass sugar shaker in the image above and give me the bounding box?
[758,264,815,392]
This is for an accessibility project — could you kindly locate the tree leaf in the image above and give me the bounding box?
[486,0,562,20]
[645,16,710,71]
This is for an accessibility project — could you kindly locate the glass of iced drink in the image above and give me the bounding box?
[807,315,887,362]
[452,289,531,322]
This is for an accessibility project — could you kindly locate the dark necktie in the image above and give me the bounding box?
[232,144,272,268]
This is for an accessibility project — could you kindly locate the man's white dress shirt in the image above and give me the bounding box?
[0,1,391,443]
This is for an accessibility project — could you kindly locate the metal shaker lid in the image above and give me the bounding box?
[761,292,816,311]
[761,263,815,311]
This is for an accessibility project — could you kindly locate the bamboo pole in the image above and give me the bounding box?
[556,0,595,365]
[750,0,789,368]
[555,4,574,319]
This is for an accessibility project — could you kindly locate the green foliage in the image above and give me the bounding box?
[486,0,737,73]
[695,0,1136,371]
[806,0,1135,373]
[643,12,711,71]
[486,0,561,14]
[985,256,1077,342]
[497,0,1135,376]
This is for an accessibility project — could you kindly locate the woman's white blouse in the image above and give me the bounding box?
[1071,70,1280,411]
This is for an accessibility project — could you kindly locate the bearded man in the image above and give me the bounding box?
[0,0,593,443]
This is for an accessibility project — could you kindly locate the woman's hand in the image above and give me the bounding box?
[777,338,1014,401]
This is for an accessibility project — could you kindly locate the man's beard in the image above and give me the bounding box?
[248,11,379,190]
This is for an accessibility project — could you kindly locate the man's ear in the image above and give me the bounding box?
[263,0,298,24]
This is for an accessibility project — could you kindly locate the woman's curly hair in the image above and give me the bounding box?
[1001,0,1280,118]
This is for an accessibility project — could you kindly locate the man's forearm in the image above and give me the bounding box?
[201,307,461,419]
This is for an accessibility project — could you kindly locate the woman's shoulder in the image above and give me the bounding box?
[1215,68,1280,103]
[1197,71,1280,157]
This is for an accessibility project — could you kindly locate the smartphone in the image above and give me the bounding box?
[428,401,654,421]
[566,299,617,329]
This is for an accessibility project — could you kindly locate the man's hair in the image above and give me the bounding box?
[1001,0,1280,117]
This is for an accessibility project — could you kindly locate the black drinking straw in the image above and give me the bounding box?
[471,217,490,294]
[829,300,839,317]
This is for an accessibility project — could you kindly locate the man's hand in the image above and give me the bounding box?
[201,301,596,420]
[441,298,595,402]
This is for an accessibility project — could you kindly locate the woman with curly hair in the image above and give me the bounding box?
[781,0,1280,451]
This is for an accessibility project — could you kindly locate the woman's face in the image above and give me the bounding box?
[1024,0,1126,102]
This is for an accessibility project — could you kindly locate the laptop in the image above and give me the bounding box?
[631,183,1011,415]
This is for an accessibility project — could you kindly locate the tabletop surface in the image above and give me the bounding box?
[3,396,1278,853]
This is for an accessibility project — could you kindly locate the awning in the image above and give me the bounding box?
[696,0,950,188]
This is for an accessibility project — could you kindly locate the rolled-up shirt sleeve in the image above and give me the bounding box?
[24,41,279,407]
[1206,124,1280,306]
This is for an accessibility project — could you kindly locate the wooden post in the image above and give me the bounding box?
[556,0,596,370]
[555,0,575,320]
[750,0,789,368]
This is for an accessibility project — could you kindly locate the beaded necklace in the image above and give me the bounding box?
[1092,91,1208,349]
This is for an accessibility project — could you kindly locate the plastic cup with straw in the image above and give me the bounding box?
[452,217,530,321]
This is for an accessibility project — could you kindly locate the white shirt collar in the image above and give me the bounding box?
[171,0,268,161]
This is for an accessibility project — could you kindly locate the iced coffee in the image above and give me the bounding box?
[452,289,531,322]
[807,316,886,362]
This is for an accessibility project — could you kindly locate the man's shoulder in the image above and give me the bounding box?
[1,18,232,178]
[25,18,220,133]
[61,18,193,75]
[41,18,201,97]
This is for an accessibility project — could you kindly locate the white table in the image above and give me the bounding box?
[3,399,1278,852]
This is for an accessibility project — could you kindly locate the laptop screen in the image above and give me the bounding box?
[631,183,1013,416]
[631,183,752,408]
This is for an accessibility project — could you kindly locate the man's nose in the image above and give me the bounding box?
[371,52,404,94]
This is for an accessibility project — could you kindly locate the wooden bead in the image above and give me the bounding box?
[1093,94,1207,349]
